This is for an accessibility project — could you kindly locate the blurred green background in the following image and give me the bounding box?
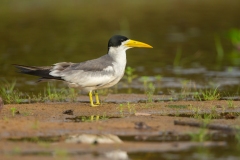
[1,0,240,93]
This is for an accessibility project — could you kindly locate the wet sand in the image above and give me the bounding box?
[0,94,240,159]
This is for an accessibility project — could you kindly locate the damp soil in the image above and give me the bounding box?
[1,94,240,160]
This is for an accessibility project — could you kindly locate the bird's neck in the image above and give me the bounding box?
[108,47,127,65]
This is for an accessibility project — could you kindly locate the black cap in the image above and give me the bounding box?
[108,35,129,48]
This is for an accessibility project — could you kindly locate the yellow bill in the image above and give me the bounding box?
[125,39,153,48]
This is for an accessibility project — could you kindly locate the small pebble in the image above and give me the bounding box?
[63,109,74,115]
[15,111,20,115]
[134,122,151,130]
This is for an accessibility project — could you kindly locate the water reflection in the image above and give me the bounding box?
[66,134,129,160]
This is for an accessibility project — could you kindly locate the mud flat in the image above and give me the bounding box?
[0,94,240,160]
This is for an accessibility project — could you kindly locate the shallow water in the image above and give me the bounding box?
[127,135,240,160]
[1,0,240,95]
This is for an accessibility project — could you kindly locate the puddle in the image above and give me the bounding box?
[129,144,240,160]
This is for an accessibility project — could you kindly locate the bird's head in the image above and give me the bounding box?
[108,35,153,53]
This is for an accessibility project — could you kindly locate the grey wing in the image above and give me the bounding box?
[49,55,116,87]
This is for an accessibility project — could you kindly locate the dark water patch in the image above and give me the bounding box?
[168,112,240,119]
[120,133,191,142]
[128,134,240,160]
[129,142,240,160]
[166,105,189,109]
[174,120,239,133]
[220,96,240,101]
[121,132,239,143]
[63,109,73,115]
[134,122,152,130]
[8,136,64,143]
[65,115,120,122]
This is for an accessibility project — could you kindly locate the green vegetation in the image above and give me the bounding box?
[195,87,220,101]
[227,99,236,108]
[10,107,17,117]
[146,82,155,103]
[0,77,235,107]
[0,80,24,104]
[118,104,124,117]
[43,83,78,102]
[190,127,208,142]
[189,105,202,119]
[189,114,212,142]
[139,76,156,103]
[117,102,136,117]
[229,28,240,46]
[0,80,78,104]
[124,66,138,85]
[189,104,223,119]
[228,28,240,65]
[124,66,138,93]
[201,88,220,100]
[0,70,236,106]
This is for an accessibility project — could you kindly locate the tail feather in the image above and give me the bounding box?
[13,64,63,81]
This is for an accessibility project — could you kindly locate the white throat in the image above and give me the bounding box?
[107,44,132,77]
[108,46,127,63]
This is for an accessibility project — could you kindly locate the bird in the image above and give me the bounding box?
[14,35,153,107]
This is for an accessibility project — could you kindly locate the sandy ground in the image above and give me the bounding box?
[0,94,240,159]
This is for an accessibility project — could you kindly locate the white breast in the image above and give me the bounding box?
[98,46,127,89]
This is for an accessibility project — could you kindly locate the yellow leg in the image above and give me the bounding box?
[89,91,99,107]
[95,91,100,105]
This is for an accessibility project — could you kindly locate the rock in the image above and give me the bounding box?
[134,122,152,130]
